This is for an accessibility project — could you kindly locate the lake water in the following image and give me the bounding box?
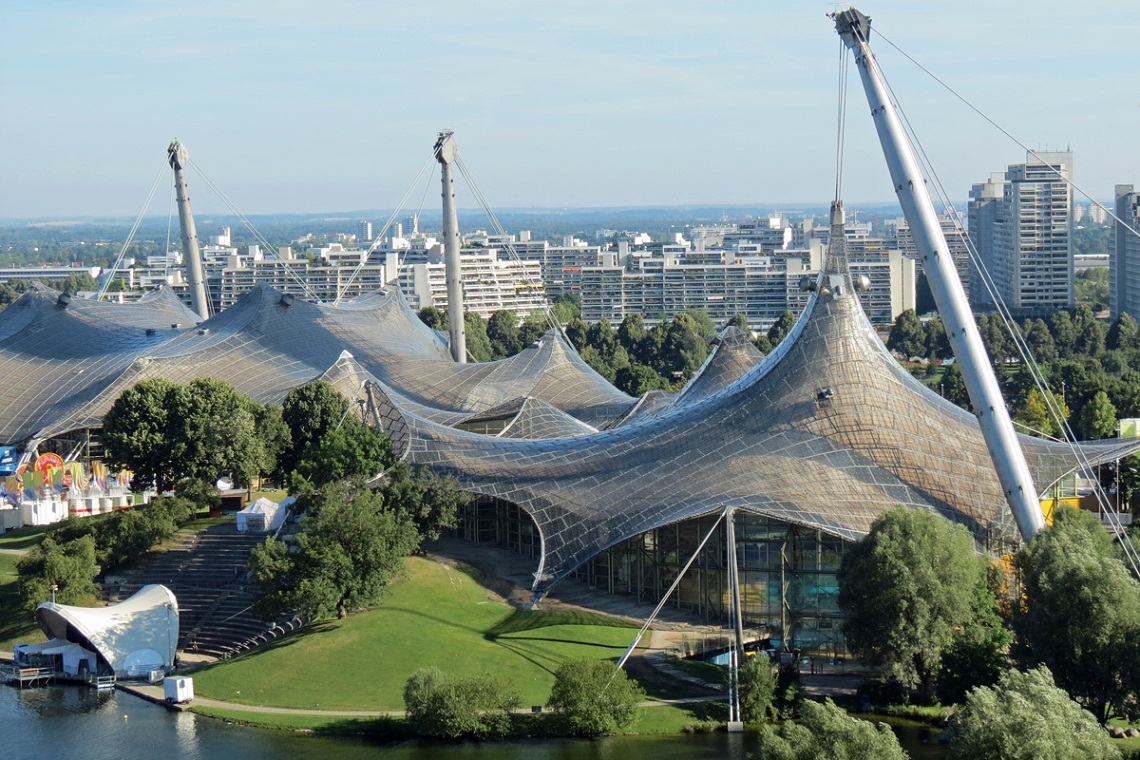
[1,684,945,759]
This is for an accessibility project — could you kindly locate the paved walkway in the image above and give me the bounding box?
[0,548,27,556]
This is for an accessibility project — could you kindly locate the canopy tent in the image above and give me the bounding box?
[36,584,178,678]
[236,496,291,533]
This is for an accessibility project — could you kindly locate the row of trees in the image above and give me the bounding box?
[403,658,644,740]
[17,490,201,609]
[839,506,1140,728]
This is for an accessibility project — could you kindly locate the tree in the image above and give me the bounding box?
[1050,310,1078,357]
[294,417,393,487]
[615,363,666,396]
[977,313,1012,368]
[1014,506,1140,723]
[404,667,519,739]
[1078,390,1117,439]
[739,654,777,723]
[1013,388,1069,438]
[938,362,969,409]
[379,461,468,542]
[252,402,291,483]
[17,535,100,611]
[1107,312,1140,352]
[487,309,521,359]
[281,380,350,475]
[550,293,581,324]
[101,378,182,490]
[754,698,907,760]
[837,508,986,701]
[250,482,419,619]
[1073,303,1106,356]
[1023,318,1057,361]
[887,308,926,358]
[545,658,644,736]
[416,306,447,331]
[949,667,1119,760]
[768,311,798,347]
[924,317,951,360]
[177,378,263,488]
[727,313,750,332]
[935,579,1013,706]
[464,311,493,362]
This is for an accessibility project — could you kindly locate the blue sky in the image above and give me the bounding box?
[1,1,1136,218]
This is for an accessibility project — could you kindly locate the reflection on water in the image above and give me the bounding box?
[0,685,948,759]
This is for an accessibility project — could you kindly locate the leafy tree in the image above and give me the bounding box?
[1108,312,1140,352]
[739,654,777,723]
[768,311,798,347]
[177,378,265,488]
[935,579,1013,706]
[617,314,647,356]
[252,402,291,483]
[937,362,969,409]
[1073,304,1107,357]
[949,666,1119,760]
[1022,318,1057,361]
[295,417,393,487]
[487,309,521,359]
[727,313,750,332]
[578,344,616,384]
[550,293,581,324]
[753,334,774,354]
[754,698,907,760]
[404,667,519,739]
[1013,388,1069,439]
[379,461,468,542]
[662,313,712,379]
[417,306,447,331]
[102,378,182,490]
[977,313,1012,368]
[281,380,350,475]
[1078,390,1117,439]
[838,508,986,701]
[545,658,644,736]
[250,482,419,619]
[615,363,667,396]
[924,316,951,360]
[1014,506,1140,723]
[1049,310,1078,357]
[517,311,548,348]
[464,311,493,362]
[17,535,100,611]
[887,308,926,358]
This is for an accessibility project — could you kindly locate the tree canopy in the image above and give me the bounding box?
[754,698,907,760]
[837,507,990,700]
[545,658,644,736]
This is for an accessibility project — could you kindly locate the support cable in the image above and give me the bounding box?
[98,162,167,301]
[616,508,727,670]
[453,154,563,337]
[834,39,849,202]
[164,173,176,282]
[186,157,317,303]
[333,153,437,304]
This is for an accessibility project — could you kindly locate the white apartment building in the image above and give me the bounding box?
[894,211,972,302]
[397,247,546,318]
[968,152,1073,314]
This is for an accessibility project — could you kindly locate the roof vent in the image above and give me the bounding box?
[171,323,181,329]
[56,293,71,308]
[197,328,209,336]
[145,328,156,336]
[280,293,295,307]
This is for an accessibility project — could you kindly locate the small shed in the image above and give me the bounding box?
[236,496,291,533]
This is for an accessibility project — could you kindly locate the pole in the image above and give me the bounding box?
[434,131,467,363]
[167,141,211,322]
[834,9,1044,542]
[726,507,744,729]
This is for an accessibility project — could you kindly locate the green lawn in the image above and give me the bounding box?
[190,557,646,711]
[0,524,51,552]
[0,552,42,650]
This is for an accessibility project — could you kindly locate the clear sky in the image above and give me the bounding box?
[1,1,1136,219]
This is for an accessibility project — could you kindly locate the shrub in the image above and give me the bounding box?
[739,654,777,723]
[755,698,907,759]
[403,667,519,739]
[545,658,644,736]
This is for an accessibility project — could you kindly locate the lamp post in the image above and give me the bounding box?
[50,584,58,604]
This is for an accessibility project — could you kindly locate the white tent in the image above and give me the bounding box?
[236,496,291,533]
[36,584,178,678]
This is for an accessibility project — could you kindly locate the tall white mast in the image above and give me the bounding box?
[434,131,467,364]
[167,140,211,322]
[833,8,1044,542]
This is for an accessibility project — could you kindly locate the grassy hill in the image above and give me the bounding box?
[190,556,644,711]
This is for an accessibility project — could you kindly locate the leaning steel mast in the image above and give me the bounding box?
[434,131,467,363]
[167,140,211,322]
[833,8,1044,541]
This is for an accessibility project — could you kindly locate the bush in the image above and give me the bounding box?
[739,654,777,723]
[546,658,644,736]
[403,667,519,739]
[755,698,908,759]
[17,534,100,611]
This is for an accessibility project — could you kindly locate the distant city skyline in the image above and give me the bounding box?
[2,1,1136,219]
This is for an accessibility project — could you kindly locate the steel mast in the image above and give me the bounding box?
[434,131,467,363]
[833,8,1044,541]
[167,140,211,322]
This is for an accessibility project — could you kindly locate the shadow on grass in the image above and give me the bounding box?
[484,607,636,640]
[187,620,339,673]
[0,524,51,552]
